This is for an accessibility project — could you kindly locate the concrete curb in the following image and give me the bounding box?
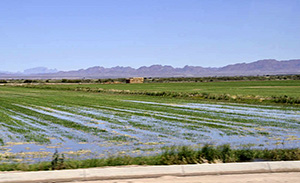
[1,161,300,183]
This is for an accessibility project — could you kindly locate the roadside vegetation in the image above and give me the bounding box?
[0,145,300,171]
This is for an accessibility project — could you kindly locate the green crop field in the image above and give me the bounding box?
[12,80,300,105]
[0,82,300,164]
[15,80,300,97]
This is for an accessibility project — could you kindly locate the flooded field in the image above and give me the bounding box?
[0,86,299,164]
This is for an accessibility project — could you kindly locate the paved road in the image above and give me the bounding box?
[2,162,300,183]
[66,172,300,183]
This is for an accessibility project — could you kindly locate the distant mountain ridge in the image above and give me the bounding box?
[23,67,58,75]
[1,59,300,79]
[219,60,300,73]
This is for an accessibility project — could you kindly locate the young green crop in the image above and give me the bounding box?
[0,84,299,164]
[13,80,300,104]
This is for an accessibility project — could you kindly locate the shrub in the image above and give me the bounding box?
[201,144,219,163]
[0,80,7,83]
[51,150,65,170]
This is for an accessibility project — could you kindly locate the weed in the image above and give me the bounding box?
[51,150,65,170]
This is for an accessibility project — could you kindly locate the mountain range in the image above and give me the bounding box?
[23,67,58,75]
[1,59,299,79]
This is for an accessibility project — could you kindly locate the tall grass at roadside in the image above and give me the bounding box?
[1,145,300,172]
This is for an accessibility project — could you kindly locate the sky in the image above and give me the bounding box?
[1,0,300,72]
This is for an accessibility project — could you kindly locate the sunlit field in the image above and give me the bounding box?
[0,83,299,164]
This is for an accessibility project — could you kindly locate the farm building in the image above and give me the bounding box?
[126,77,144,84]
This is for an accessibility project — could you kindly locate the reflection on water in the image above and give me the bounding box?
[0,100,299,163]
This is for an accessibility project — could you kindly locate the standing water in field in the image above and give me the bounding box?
[0,100,299,163]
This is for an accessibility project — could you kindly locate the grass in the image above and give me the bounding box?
[12,80,300,104]
[16,80,300,96]
[0,145,300,171]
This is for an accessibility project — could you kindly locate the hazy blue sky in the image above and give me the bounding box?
[1,0,300,72]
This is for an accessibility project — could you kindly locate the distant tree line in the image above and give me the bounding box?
[145,75,300,83]
[0,80,7,83]
[1,74,299,84]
